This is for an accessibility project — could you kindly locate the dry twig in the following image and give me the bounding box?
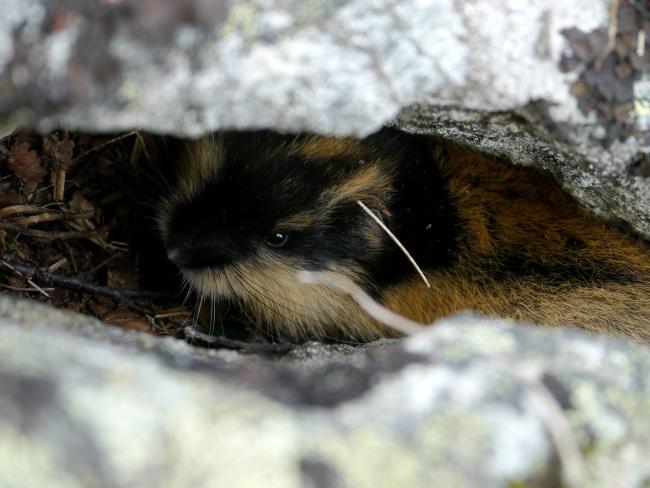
[504,363,587,488]
[0,223,96,240]
[0,258,172,303]
[595,0,619,70]
[184,327,294,354]
[0,205,50,220]
[52,168,67,201]
[299,270,425,335]
[71,131,138,164]
[356,200,430,288]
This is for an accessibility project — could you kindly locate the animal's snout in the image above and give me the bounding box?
[165,243,232,270]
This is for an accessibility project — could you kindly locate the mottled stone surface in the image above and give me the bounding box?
[2,294,650,487]
[393,104,650,239]
[1,0,648,234]
[1,3,649,485]
[0,0,640,139]
[0,0,468,136]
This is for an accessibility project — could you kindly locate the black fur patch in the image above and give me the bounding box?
[164,129,462,293]
[166,131,378,270]
[360,129,461,293]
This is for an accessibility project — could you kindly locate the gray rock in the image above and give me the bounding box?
[0,0,469,136]
[393,104,650,239]
[1,0,648,234]
[0,0,640,137]
[1,3,650,485]
[2,294,650,487]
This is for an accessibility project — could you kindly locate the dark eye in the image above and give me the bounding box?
[265,230,289,247]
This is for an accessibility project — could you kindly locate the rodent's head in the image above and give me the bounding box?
[158,130,404,339]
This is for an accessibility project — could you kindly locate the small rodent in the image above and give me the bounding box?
[157,128,650,342]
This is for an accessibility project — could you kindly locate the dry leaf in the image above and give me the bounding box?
[104,304,153,332]
[6,276,26,289]
[8,141,47,182]
[69,192,95,215]
[107,257,139,289]
[44,134,75,169]
[87,299,112,318]
[0,182,22,207]
[48,288,68,307]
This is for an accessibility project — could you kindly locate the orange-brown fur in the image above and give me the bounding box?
[384,144,650,342]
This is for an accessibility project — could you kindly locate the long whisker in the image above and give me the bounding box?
[209,295,216,338]
[230,267,314,322]
[236,271,313,335]
[223,271,260,328]
[232,270,297,325]
[180,279,193,307]
[190,291,205,345]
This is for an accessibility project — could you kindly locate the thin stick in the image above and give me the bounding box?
[0,205,92,223]
[0,223,93,240]
[53,168,67,202]
[9,211,94,226]
[356,200,430,288]
[72,131,138,164]
[0,259,173,302]
[154,310,192,319]
[638,29,646,58]
[47,258,68,273]
[299,270,425,335]
[594,0,619,70]
[0,260,50,298]
[507,365,587,488]
[0,205,50,220]
[137,133,151,162]
[27,278,50,298]
[0,284,55,293]
[87,255,118,274]
[129,134,143,167]
[184,327,294,354]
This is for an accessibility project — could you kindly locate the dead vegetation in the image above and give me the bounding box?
[0,129,192,337]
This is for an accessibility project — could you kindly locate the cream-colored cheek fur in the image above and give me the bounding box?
[183,256,394,341]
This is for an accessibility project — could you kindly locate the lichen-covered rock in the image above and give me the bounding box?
[1,0,648,234]
[392,104,650,240]
[0,0,469,137]
[0,0,643,142]
[2,294,650,487]
[1,2,649,486]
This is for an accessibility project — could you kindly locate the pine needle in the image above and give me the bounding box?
[356,200,431,288]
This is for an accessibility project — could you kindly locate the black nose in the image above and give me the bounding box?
[166,244,231,270]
